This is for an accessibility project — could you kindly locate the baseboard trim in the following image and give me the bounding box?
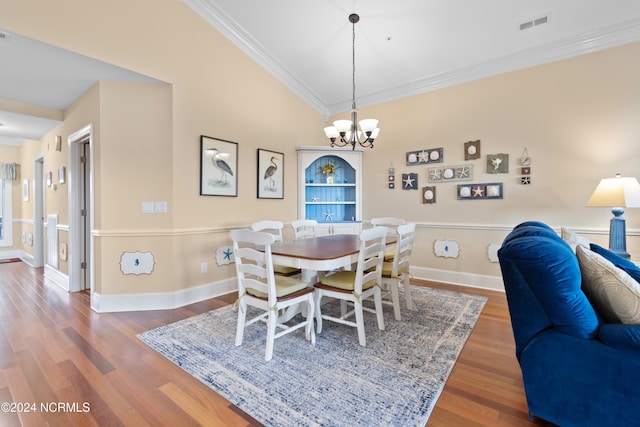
[44,265,70,291]
[91,277,237,313]
[411,266,505,292]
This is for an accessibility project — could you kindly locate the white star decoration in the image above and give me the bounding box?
[417,150,429,163]
[430,169,442,180]
[472,186,485,197]
[403,175,415,188]
[457,166,470,178]
[324,209,334,221]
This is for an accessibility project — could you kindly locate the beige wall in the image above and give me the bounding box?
[0,0,324,303]
[352,42,640,278]
[1,0,640,304]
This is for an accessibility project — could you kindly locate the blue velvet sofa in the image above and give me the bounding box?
[498,221,640,427]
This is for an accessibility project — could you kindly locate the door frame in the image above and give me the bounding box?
[68,124,94,293]
[33,155,45,267]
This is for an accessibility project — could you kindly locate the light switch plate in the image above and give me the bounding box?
[142,202,154,213]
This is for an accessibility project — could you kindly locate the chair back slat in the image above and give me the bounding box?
[291,219,318,240]
[231,229,276,303]
[355,226,387,291]
[251,220,284,242]
[392,223,416,277]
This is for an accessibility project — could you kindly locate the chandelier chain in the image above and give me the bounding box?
[352,19,357,110]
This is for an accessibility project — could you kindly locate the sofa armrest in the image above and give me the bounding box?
[598,323,640,352]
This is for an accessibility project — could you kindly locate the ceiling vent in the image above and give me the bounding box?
[519,14,551,31]
[0,30,12,42]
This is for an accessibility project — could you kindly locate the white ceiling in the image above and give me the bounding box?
[2,1,640,145]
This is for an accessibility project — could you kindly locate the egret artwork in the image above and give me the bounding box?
[206,148,233,185]
[257,149,284,199]
[263,156,278,191]
[200,135,238,196]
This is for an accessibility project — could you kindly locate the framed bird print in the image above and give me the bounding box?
[257,149,284,199]
[200,135,238,196]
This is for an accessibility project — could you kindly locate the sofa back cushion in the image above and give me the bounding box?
[577,245,640,324]
[499,223,600,356]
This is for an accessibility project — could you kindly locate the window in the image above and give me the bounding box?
[0,178,12,246]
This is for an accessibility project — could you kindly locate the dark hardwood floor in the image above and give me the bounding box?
[0,260,553,426]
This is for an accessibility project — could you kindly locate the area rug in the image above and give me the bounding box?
[137,286,487,427]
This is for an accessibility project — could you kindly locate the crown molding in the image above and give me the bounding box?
[183,0,330,118]
[183,0,640,118]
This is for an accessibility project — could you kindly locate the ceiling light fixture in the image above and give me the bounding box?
[324,13,379,150]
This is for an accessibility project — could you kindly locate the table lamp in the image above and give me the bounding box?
[586,173,640,259]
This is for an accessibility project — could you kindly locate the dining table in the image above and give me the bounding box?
[269,233,396,322]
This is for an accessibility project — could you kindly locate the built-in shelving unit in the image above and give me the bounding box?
[297,146,362,235]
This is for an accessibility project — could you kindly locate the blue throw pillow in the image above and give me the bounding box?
[590,243,640,284]
[599,323,640,352]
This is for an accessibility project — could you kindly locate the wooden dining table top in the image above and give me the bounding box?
[270,233,396,261]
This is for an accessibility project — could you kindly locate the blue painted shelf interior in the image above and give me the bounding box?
[304,155,356,223]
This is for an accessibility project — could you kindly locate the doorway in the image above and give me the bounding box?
[69,124,93,293]
[33,156,45,267]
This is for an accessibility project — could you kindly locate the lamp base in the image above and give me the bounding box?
[609,208,630,259]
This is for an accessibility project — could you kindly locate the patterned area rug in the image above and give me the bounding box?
[138,286,487,427]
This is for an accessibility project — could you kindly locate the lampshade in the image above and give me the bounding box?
[586,174,640,208]
[586,173,640,259]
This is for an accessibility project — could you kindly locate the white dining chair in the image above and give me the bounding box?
[314,226,387,347]
[370,217,405,227]
[291,219,318,240]
[370,217,405,260]
[231,228,315,361]
[251,220,301,276]
[380,222,416,320]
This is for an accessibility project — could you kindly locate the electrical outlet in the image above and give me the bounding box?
[201,262,208,273]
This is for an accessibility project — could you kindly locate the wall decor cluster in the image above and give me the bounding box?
[422,186,436,203]
[519,147,531,184]
[257,149,284,199]
[486,153,509,174]
[200,135,238,197]
[406,148,443,166]
[464,140,481,160]
[402,173,418,190]
[388,165,395,189]
[457,182,503,200]
[428,164,473,182]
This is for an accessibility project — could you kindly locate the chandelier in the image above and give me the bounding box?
[324,13,379,150]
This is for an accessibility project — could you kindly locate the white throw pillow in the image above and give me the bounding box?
[561,227,592,253]
[576,245,640,324]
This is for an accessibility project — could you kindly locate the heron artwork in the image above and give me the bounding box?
[206,148,233,186]
[263,156,278,191]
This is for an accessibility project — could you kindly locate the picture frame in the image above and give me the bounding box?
[428,164,473,182]
[257,149,284,199]
[23,179,29,202]
[423,186,436,204]
[406,148,443,166]
[58,166,66,184]
[464,140,481,160]
[200,135,238,197]
[457,182,503,200]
